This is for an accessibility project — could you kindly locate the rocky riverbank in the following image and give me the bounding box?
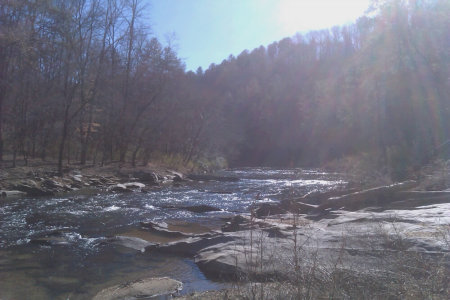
[94,179,449,299]
[0,163,187,198]
[0,161,243,199]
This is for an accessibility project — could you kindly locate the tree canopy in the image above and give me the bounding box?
[0,0,449,178]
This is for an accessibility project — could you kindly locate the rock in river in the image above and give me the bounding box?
[123,182,146,189]
[93,277,182,300]
[0,190,27,198]
[104,236,157,252]
[107,184,132,193]
[182,205,222,213]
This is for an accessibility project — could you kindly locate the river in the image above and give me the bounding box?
[0,168,346,299]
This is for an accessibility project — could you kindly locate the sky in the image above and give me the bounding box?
[146,0,371,71]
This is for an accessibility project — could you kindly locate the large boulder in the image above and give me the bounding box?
[93,277,182,300]
[132,171,160,185]
[169,171,185,182]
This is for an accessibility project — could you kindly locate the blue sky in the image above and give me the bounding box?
[146,0,370,71]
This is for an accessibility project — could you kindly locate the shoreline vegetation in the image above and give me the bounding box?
[1,1,449,176]
[1,158,449,299]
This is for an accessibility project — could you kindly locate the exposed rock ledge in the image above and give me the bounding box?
[134,181,450,285]
[93,277,182,300]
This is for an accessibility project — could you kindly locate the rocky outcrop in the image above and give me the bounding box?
[152,233,236,257]
[93,277,182,300]
[104,235,157,252]
[193,200,450,282]
[140,221,191,238]
[282,200,318,214]
[194,236,289,281]
[387,190,450,208]
[317,180,418,211]
[13,180,55,197]
[299,188,359,205]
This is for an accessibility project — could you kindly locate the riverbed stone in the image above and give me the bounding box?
[140,221,190,238]
[105,236,158,252]
[123,182,146,189]
[182,205,222,213]
[93,277,182,300]
[107,184,132,193]
[0,190,27,198]
[153,234,236,257]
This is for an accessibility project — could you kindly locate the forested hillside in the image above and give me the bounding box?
[1,0,449,178]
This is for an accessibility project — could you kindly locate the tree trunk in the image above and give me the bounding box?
[131,143,141,167]
[58,107,70,175]
[80,106,93,165]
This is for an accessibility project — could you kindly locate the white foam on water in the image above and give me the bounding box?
[144,204,157,210]
[67,210,89,215]
[287,179,346,186]
[104,205,120,212]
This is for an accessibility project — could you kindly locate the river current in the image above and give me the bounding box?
[0,168,345,299]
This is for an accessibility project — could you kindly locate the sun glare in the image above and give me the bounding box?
[275,0,370,34]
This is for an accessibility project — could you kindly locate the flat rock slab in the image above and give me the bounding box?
[105,235,158,252]
[93,277,182,300]
[318,180,418,211]
[0,190,27,198]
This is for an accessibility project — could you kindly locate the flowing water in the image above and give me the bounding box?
[0,168,346,299]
